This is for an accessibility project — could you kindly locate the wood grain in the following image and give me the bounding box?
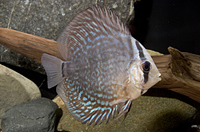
[0,28,62,63]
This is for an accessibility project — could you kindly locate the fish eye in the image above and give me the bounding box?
[141,61,151,72]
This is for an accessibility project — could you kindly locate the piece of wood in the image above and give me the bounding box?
[0,28,62,63]
[1,28,200,103]
[153,47,200,103]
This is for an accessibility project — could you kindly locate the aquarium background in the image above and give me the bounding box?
[133,0,200,55]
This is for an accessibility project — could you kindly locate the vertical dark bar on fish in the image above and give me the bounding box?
[135,40,149,84]
[144,72,149,84]
[135,40,146,60]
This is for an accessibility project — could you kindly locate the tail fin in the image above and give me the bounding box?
[41,53,65,89]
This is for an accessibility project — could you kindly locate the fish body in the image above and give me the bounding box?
[41,6,161,125]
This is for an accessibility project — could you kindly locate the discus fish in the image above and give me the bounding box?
[41,6,161,125]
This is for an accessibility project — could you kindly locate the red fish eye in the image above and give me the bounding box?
[141,61,151,72]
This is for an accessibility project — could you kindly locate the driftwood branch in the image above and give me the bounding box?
[0,28,200,103]
[0,28,62,63]
[153,48,200,103]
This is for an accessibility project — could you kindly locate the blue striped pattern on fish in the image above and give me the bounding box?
[41,6,161,125]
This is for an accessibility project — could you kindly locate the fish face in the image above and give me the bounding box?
[129,58,161,90]
[127,38,161,99]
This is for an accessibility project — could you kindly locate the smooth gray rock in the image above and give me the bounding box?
[1,97,58,132]
[0,64,41,129]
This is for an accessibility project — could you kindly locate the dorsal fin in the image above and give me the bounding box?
[57,6,131,61]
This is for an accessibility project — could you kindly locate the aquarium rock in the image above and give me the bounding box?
[1,98,58,132]
[0,64,41,129]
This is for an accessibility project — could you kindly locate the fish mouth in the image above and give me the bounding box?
[134,73,162,90]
